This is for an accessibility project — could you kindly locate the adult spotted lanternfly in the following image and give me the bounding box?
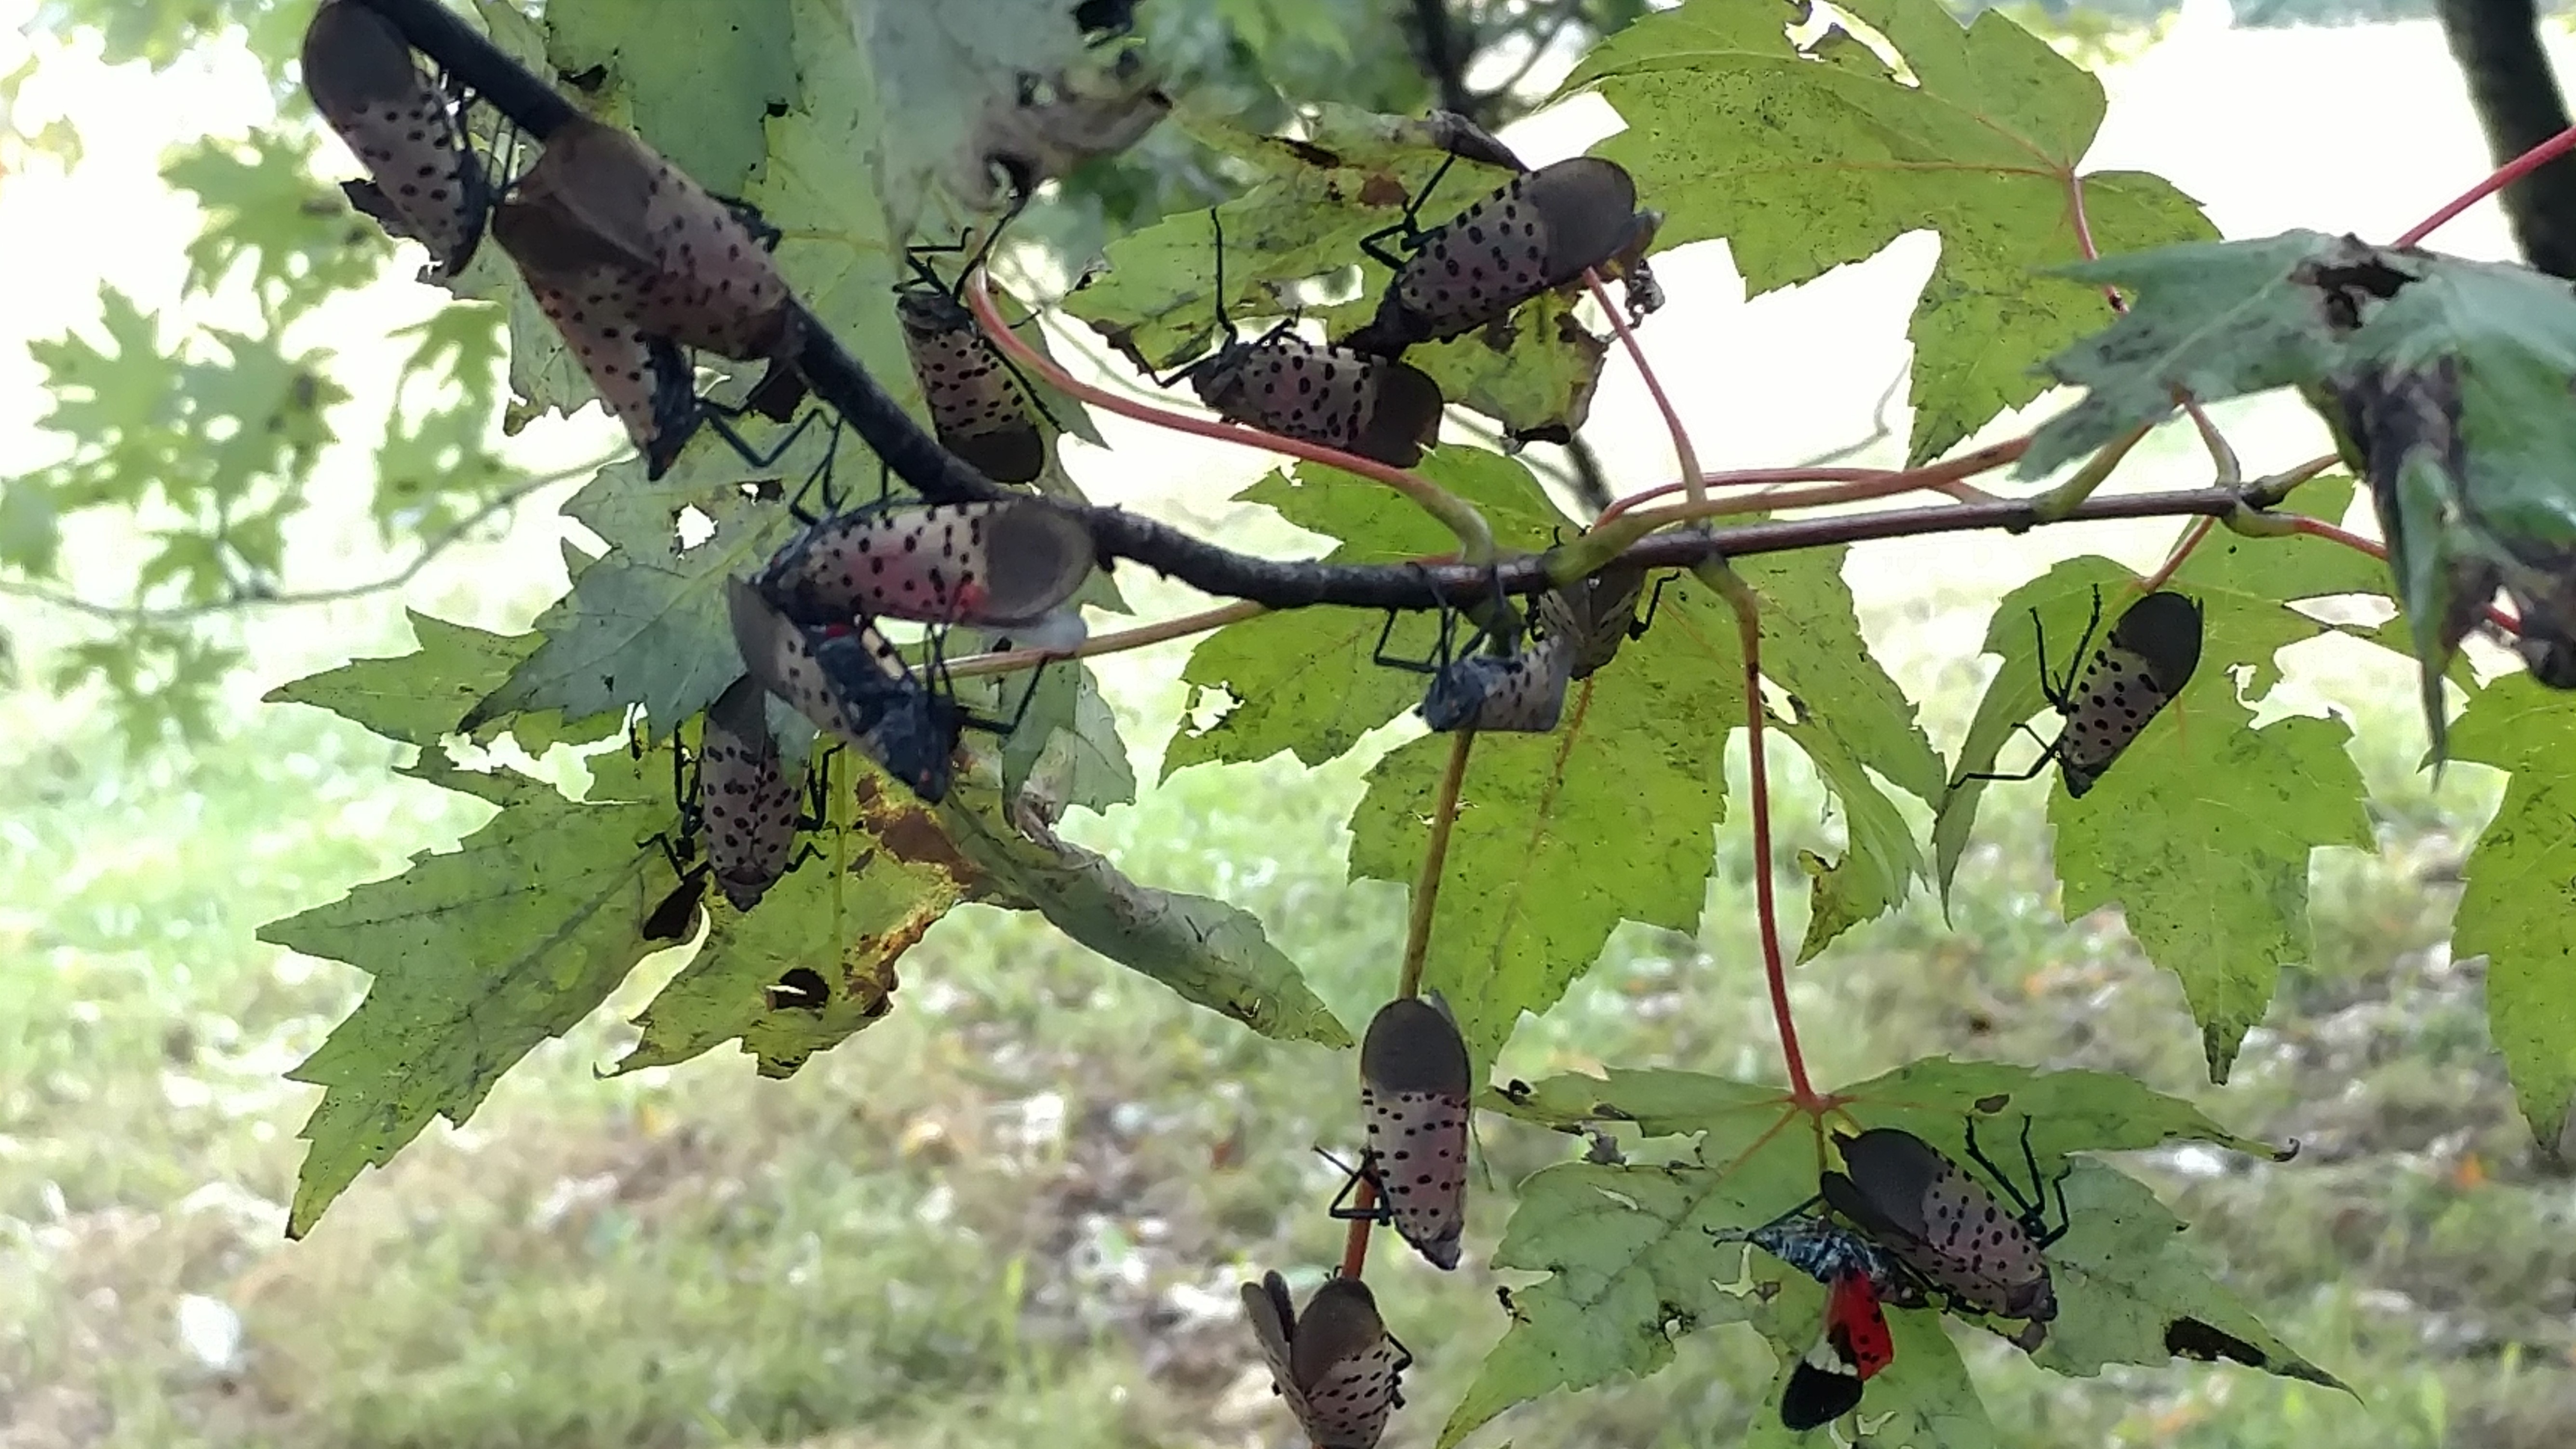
[1820,1118,2068,1350]
[1780,1269,1898,1431]
[896,243,1057,485]
[1374,586,1575,734]
[490,117,807,478]
[1341,155,1657,358]
[1533,561,1659,682]
[1240,1271,1411,1449]
[1962,586,2204,799]
[302,0,492,278]
[1712,1207,1926,1310]
[696,676,824,912]
[1333,995,1474,1270]
[758,497,1095,631]
[1153,213,1445,468]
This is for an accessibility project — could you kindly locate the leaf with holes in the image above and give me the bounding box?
[1437,1158,1784,1448]
[1165,449,1571,777]
[616,815,969,1078]
[1568,0,2216,463]
[2452,679,2576,1145]
[461,439,821,739]
[937,783,1352,1047]
[1935,534,2383,1080]
[259,751,675,1237]
[546,0,799,197]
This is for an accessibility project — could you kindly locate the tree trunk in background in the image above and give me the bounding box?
[2436,0,2576,279]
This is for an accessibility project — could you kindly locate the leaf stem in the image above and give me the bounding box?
[2399,121,2576,248]
[1697,562,1814,1106]
[1585,271,1701,508]
[2283,513,2523,634]
[1338,728,1477,1286]
[939,600,1270,679]
[963,272,1498,564]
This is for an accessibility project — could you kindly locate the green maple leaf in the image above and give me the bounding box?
[1934,527,2385,1078]
[939,784,1352,1048]
[1349,608,1740,1066]
[264,610,543,748]
[1566,0,2215,463]
[2453,678,2576,1143]
[545,0,800,197]
[260,753,679,1237]
[616,816,971,1078]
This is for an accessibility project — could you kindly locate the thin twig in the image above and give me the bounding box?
[1338,727,1478,1284]
[941,600,1269,679]
[0,453,615,624]
[2400,121,2576,248]
[1698,562,1813,1105]
[1585,272,1700,508]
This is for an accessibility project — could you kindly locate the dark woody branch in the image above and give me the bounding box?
[349,0,2256,614]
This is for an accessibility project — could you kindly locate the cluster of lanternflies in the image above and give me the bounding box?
[304,3,2225,1432]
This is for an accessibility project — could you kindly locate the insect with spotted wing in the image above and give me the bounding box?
[1959,586,2204,799]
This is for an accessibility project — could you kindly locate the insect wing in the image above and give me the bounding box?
[898,292,1048,484]
[698,676,800,912]
[497,118,790,360]
[507,268,700,475]
[1420,635,1573,733]
[1360,998,1474,1271]
[1827,1127,2054,1324]
[2056,589,2202,797]
[302,1,487,276]
[1359,158,1646,351]
[1536,561,1647,680]
[762,500,1093,629]
[1290,1279,1405,1449]
[1192,335,1443,468]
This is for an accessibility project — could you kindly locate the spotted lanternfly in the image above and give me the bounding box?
[1240,1271,1411,1449]
[1418,631,1575,733]
[491,116,794,361]
[1714,1208,1926,1310]
[896,251,1052,485]
[1962,586,2203,800]
[509,265,702,475]
[726,577,966,803]
[1819,1118,2067,1349]
[1780,1269,1898,1431]
[302,0,489,277]
[1342,155,1655,358]
[759,497,1095,631]
[697,674,816,912]
[1533,561,1656,681]
[1187,328,1446,468]
[1155,212,1445,467]
[1336,995,1474,1271]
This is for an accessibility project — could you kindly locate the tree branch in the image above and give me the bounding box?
[341,0,2284,617]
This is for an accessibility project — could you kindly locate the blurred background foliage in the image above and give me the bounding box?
[8,1,2576,1448]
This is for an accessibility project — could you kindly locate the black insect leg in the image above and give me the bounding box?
[1963,1114,2070,1246]
[1953,723,2065,789]
[1317,1147,1396,1224]
[1630,572,1673,640]
[1358,149,1460,272]
[1373,567,1475,673]
[2033,585,2106,716]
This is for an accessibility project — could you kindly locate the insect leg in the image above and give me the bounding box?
[1630,572,1672,640]
[1963,1114,2046,1223]
[1952,722,2061,789]
[1358,149,1459,271]
[1317,1147,1396,1224]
